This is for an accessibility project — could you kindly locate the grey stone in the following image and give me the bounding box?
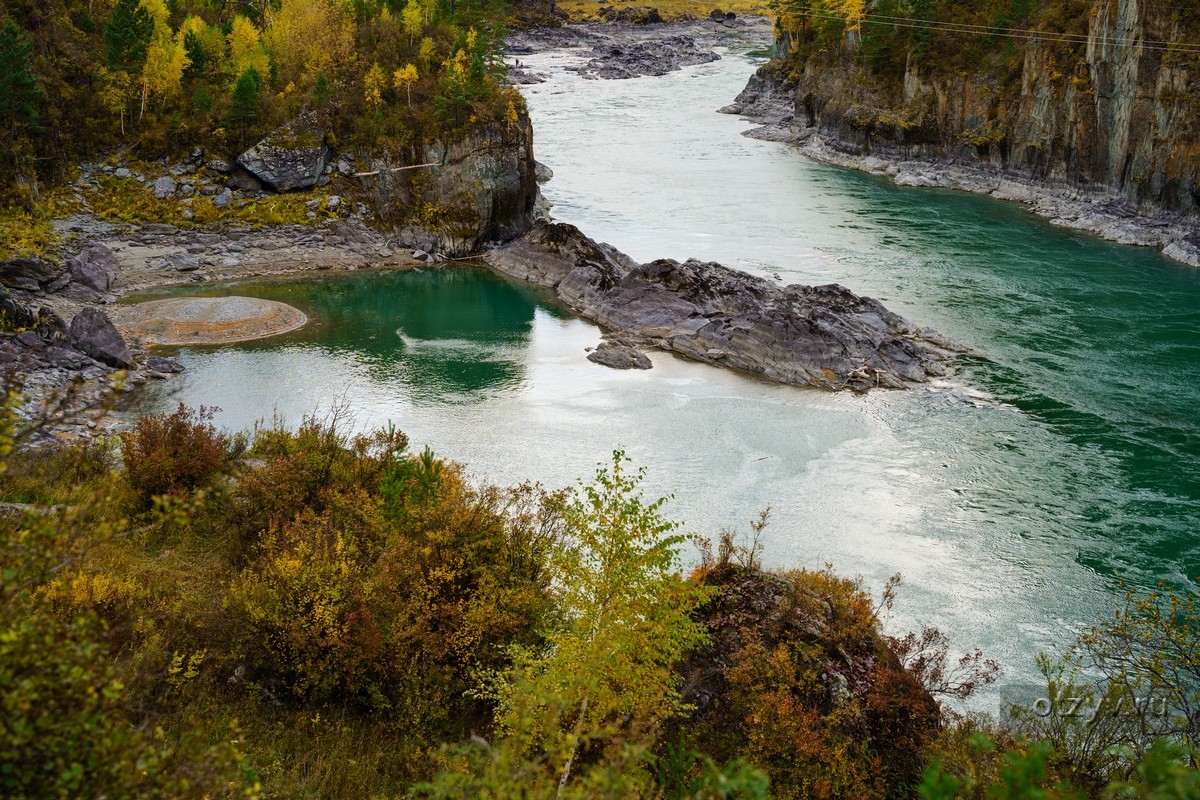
[213,188,235,209]
[46,346,90,369]
[44,272,71,293]
[67,244,120,293]
[535,161,554,183]
[206,158,234,173]
[237,113,330,192]
[587,339,652,370]
[167,252,201,271]
[146,356,184,373]
[67,308,133,368]
[114,167,131,179]
[327,195,341,209]
[153,176,177,199]
[16,331,43,348]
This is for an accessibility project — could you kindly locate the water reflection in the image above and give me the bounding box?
[131,266,553,403]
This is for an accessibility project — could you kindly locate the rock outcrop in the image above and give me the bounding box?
[570,34,720,79]
[0,258,65,293]
[486,222,961,390]
[238,114,330,192]
[362,112,540,256]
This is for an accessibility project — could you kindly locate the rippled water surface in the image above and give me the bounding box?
[135,38,1200,700]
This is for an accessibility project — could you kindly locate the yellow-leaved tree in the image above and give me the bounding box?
[138,0,188,115]
[393,63,418,107]
[418,36,437,73]
[421,453,717,797]
[227,15,269,82]
[363,63,387,111]
[402,0,424,46]
[265,0,356,91]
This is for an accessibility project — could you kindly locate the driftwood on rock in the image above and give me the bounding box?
[484,221,965,391]
[353,162,440,177]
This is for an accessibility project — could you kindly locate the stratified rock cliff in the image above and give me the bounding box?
[357,110,541,256]
[735,0,1200,262]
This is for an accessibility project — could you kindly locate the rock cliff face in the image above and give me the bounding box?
[235,109,540,257]
[738,0,1200,263]
[359,111,541,256]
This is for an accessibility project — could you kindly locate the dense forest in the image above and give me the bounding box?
[0,0,521,207]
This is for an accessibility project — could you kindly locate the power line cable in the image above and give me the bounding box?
[775,5,1200,55]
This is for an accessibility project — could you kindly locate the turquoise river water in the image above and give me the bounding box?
[134,39,1200,703]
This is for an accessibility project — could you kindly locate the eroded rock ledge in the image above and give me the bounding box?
[485,222,963,391]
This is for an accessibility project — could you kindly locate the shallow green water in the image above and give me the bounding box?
[134,44,1200,703]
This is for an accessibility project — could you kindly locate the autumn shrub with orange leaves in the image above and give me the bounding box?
[673,543,948,800]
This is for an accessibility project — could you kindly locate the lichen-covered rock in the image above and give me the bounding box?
[67,307,134,368]
[152,176,177,199]
[237,114,330,192]
[487,221,962,391]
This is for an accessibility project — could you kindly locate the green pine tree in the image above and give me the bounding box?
[0,19,41,131]
[104,0,153,72]
[313,71,331,107]
[183,30,208,79]
[226,66,261,139]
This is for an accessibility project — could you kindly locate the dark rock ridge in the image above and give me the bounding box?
[486,222,961,390]
[597,5,663,25]
[504,19,748,82]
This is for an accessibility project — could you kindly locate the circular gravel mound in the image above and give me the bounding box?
[113,296,308,345]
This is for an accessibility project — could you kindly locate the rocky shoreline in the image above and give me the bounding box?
[0,215,432,444]
[486,221,964,391]
[725,59,1200,269]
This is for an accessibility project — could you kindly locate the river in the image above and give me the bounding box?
[132,34,1200,705]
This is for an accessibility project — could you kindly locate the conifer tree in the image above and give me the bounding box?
[0,19,40,132]
[227,66,261,139]
[105,0,154,71]
[313,71,331,106]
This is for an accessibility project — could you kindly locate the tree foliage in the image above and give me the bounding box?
[0,19,40,132]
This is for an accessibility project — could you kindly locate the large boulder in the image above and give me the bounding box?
[237,114,330,192]
[67,307,134,368]
[67,244,120,294]
[0,257,65,292]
